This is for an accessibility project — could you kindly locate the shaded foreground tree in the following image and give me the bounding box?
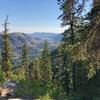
[52,44,71,95]
[57,0,87,92]
[56,0,100,99]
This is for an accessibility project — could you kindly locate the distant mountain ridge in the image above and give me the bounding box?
[0,32,62,59]
[30,32,62,42]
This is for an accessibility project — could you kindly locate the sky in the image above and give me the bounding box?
[0,0,92,33]
[0,0,66,33]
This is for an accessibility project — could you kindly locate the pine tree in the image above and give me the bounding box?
[29,58,41,81]
[51,44,71,94]
[21,43,29,80]
[1,16,13,79]
[57,0,87,92]
[40,41,52,82]
[56,0,100,98]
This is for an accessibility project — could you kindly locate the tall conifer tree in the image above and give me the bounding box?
[21,43,29,80]
[40,41,52,82]
[1,16,13,79]
[57,0,86,92]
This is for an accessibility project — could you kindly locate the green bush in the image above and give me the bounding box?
[37,93,52,100]
[50,84,67,100]
[15,80,54,98]
[15,80,69,99]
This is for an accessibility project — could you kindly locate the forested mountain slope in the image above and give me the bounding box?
[0,32,62,58]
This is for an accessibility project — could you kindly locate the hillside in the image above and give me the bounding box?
[0,32,62,59]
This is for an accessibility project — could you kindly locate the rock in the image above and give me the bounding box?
[0,87,13,96]
[0,81,17,97]
[3,81,16,88]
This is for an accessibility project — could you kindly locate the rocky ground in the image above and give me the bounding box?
[0,81,35,100]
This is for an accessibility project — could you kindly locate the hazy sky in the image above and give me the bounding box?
[0,0,92,33]
[0,0,67,33]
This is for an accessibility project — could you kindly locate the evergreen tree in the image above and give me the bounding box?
[40,41,52,82]
[57,0,100,99]
[81,1,100,98]
[57,0,87,92]
[29,58,41,81]
[21,43,29,80]
[51,44,71,94]
[1,16,13,79]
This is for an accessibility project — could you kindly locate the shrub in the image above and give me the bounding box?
[15,80,69,99]
[37,93,52,100]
